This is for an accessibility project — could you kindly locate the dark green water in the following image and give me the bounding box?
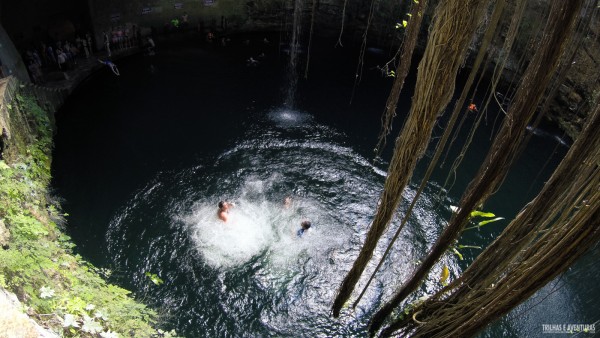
[52,39,597,337]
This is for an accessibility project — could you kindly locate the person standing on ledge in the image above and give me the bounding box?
[103,31,111,57]
[217,201,234,222]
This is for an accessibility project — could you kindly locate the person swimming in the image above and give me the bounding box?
[297,220,311,237]
[217,201,234,222]
[283,196,292,209]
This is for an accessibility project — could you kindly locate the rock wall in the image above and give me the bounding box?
[0,76,160,337]
[493,0,600,141]
[0,0,90,49]
[0,77,32,162]
[0,24,30,83]
[0,288,58,338]
[546,17,600,140]
[87,0,408,48]
[85,0,598,140]
[0,77,65,164]
[2,0,596,139]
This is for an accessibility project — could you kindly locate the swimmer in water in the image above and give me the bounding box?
[283,196,292,209]
[217,201,234,222]
[297,220,311,237]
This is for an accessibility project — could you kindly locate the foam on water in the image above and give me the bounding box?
[100,104,465,336]
[267,108,311,128]
[181,175,347,270]
[184,201,273,268]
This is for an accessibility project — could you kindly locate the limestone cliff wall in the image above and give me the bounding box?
[0,24,30,83]
[86,0,597,140]
[1,0,596,139]
[0,76,159,337]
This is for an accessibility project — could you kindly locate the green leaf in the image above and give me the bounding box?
[458,245,481,250]
[477,217,505,226]
[452,248,463,260]
[470,211,495,218]
[144,272,163,286]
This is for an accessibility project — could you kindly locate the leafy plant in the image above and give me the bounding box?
[0,91,162,337]
[439,265,450,286]
[450,205,505,230]
[145,272,164,286]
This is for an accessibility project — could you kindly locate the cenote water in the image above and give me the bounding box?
[52,40,598,337]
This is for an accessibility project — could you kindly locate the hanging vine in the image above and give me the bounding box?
[353,0,505,311]
[383,99,598,338]
[373,0,427,158]
[349,0,377,104]
[368,1,584,334]
[332,0,488,318]
[304,0,317,79]
[517,0,596,159]
[335,0,349,47]
[437,0,528,203]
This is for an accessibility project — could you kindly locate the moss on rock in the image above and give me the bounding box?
[0,80,168,337]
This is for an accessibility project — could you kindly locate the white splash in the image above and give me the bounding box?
[182,177,344,269]
[267,108,311,128]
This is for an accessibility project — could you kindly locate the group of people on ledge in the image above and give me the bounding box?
[217,197,312,237]
[23,34,94,84]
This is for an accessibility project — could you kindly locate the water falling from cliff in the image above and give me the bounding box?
[284,0,304,108]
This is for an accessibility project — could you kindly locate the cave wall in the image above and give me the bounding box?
[484,0,600,140]
[0,0,597,140]
[0,0,90,50]
[0,25,30,83]
[86,0,408,49]
[547,16,600,140]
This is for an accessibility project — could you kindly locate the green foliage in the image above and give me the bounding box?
[448,204,503,262]
[452,247,463,260]
[158,329,181,338]
[0,274,6,288]
[476,217,505,227]
[469,210,495,218]
[8,213,48,240]
[395,3,419,30]
[145,272,164,286]
[396,20,409,29]
[450,205,505,231]
[0,92,162,337]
